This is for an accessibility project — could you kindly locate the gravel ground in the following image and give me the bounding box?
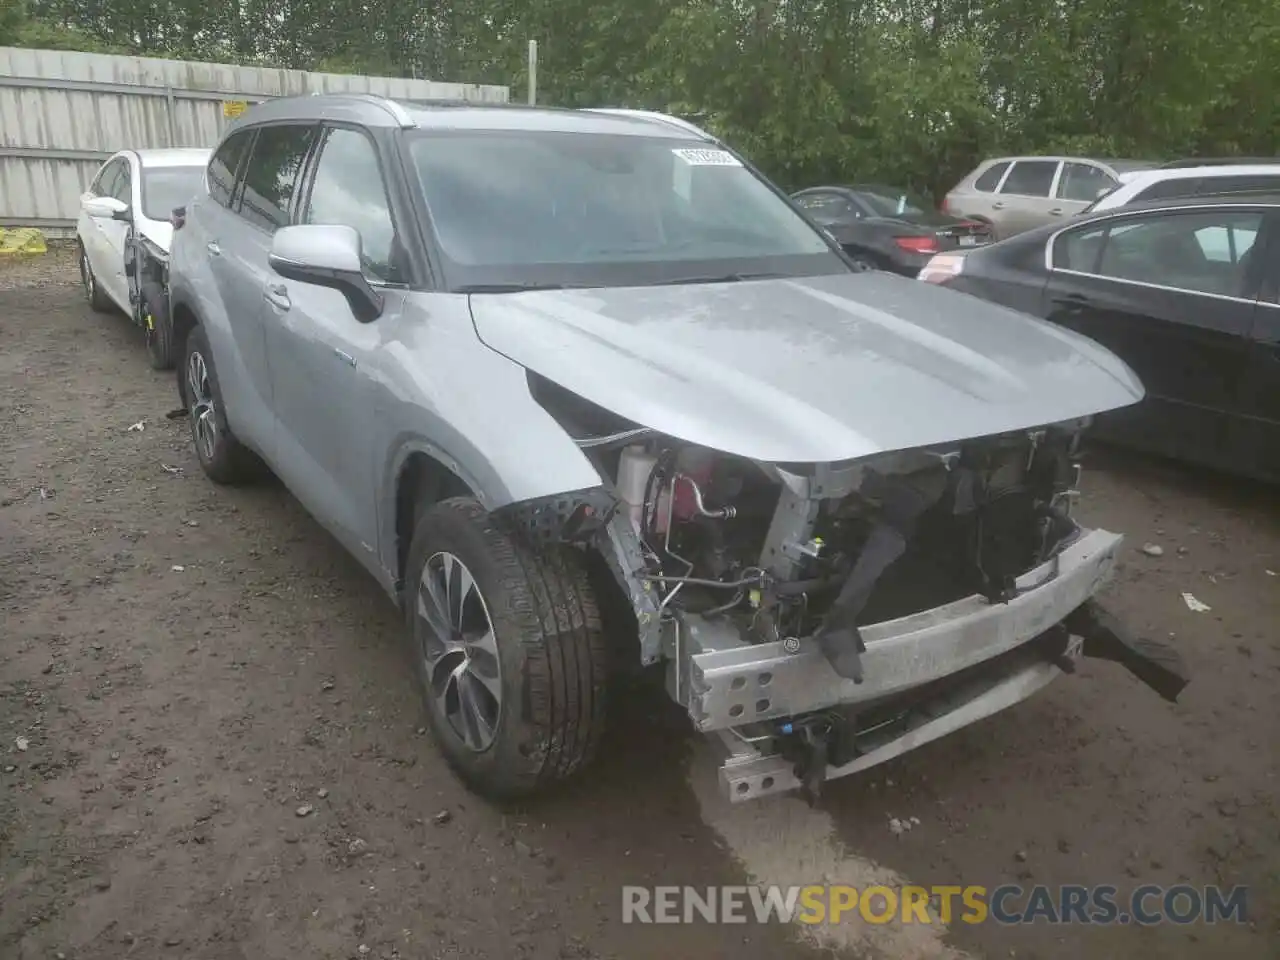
[1,257,1277,960]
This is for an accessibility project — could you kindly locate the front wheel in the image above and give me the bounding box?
[405,497,609,800]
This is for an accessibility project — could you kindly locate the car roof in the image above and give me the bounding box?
[128,148,211,167]
[1099,192,1280,214]
[1159,157,1279,168]
[997,193,1280,248]
[1122,162,1280,186]
[977,156,1157,172]
[225,93,715,141]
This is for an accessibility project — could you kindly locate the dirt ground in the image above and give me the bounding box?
[1,250,1277,960]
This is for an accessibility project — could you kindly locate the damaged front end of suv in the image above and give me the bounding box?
[498,376,1188,806]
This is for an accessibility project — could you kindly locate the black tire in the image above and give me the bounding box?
[405,497,609,800]
[142,285,174,371]
[79,242,112,313]
[181,324,259,485]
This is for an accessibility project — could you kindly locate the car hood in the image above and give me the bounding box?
[136,218,172,254]
[468,272,1144,463]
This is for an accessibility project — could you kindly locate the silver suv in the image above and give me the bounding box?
[944,156,1156,238]
[168,95,1184,804]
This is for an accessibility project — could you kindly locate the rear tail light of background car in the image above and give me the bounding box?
[917,253,966,284]
[893,235,940,254]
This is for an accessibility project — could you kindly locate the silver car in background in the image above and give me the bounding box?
[166,95,1186,805]
[944,156,1157,238]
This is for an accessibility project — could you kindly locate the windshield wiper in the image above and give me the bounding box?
[454,282,572,294]
[647,271,785,286]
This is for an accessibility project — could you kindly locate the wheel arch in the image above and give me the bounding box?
[171,297,201,403]
[391,445,478,594]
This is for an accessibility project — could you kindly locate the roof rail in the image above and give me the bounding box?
[312,91,416,129]
[583,108,717,143]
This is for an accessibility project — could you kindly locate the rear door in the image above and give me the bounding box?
[992,160,1061,236]
[1054,162,1119,217]
[1232,213,1280,481]
[1042,206,1263,470]
[264,123,408,558]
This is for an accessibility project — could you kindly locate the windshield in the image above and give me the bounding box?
[141,166,204,221]
[406,130,845,290]
[851,185,933,218]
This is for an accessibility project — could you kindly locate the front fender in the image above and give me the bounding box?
[373,296,609,579]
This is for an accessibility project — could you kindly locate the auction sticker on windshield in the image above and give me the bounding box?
[672,148,742,166]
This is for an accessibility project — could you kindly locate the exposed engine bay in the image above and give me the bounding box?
[592,422,1085,679]
[517,375,1187,804]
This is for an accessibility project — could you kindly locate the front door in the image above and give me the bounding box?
[82,157,133,310]
[993,159,1061,236]
[264,124,408,563]
[1042,206,1263,470]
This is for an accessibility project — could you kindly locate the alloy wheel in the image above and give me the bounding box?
[185,350,218,461]
[417,551,503,751]
[80,250,94,302]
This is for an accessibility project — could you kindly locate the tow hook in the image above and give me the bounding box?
[778,710,861,806]
[1067,599,1190,703]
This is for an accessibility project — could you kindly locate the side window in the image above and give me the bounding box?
[208,129,254,209]
[112,161,133,205]
[1057,163,1116,203]
[973,161,1010,192]
[92,159,123,198]
[1054,210,1264,297]
[238,124,317,231]
[999,160,1058,197]
[1133,178,1199,203]
[1195,174,1280,197]
[302,126,403,283]
[1053,223,1109,272]
[795,194,856,221]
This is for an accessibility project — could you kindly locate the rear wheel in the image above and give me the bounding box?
[79,243,112,313]
[405,497,609,800]
[182,324,259,484]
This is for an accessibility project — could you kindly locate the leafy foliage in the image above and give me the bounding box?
[4,0,1278,196]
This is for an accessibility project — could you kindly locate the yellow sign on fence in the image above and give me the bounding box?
[0,227,48,256]
[223,100,248,118]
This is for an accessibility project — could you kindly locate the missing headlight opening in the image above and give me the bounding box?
[605,426,1085,662]
[524,376,1182,806]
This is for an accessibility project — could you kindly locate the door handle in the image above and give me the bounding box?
[992,201,1005,210]
[1052,292,1091,312]
[206,241,221,256]
[263,284,291,311]
[1048,208,1064,216]
[333,347,357,369]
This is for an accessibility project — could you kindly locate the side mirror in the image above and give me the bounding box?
[83,195,131,221]
[268,224,383,323]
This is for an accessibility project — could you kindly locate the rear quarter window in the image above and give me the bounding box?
[973,161,1010,192]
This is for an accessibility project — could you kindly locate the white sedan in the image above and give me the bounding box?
[77,148,210,368]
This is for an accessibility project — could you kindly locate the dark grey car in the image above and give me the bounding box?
[167,96,1186,805]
